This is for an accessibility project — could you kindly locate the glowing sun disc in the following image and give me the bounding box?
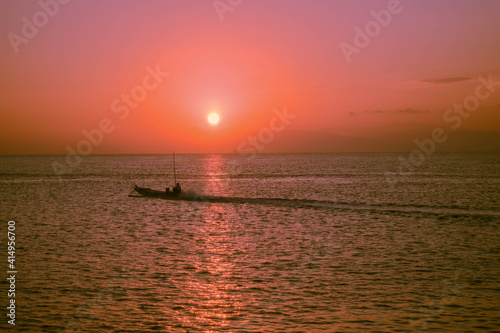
[208,112,220,125]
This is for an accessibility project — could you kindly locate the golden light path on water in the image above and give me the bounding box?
[173,155,248,331]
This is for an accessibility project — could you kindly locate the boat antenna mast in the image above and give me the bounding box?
[173,151,177,186]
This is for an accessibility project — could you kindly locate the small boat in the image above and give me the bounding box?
[130,185,198,200]
[129,153,247,204]
[129,152,189,199]
[131,185,178,197]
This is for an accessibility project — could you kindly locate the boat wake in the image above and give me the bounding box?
[148,190,500,218]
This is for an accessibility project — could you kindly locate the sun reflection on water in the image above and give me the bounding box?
[173,156,247,331]
[202,155,232,197]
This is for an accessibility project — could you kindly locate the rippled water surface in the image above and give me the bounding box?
[1,153,499,332]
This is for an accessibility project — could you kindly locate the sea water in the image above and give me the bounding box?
[0,153,499,332]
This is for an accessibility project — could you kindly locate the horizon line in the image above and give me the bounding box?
[1,150,500,157]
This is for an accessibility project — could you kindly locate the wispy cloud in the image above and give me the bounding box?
[420,77,472,85]
[405,76,474,86]
[394,108,429,114]
[349,108,429,116]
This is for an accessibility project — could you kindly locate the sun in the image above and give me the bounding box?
[207,112,220,125]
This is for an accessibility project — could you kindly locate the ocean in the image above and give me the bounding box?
[1,153,499,332]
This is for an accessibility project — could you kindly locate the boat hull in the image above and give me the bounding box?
[130,186,199,200]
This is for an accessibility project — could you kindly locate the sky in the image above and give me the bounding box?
[1,0,499,154]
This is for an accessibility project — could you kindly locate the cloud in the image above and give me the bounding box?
[394,108,429,114]
[405,76,474,86]
[419,77,472,85]
[349,108,429,116]
[364,110,385,114]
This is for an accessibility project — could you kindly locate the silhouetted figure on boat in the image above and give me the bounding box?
[165,187,170,193]
[173,183,182,194]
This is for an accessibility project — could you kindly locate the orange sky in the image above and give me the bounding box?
[1,0,499,154]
